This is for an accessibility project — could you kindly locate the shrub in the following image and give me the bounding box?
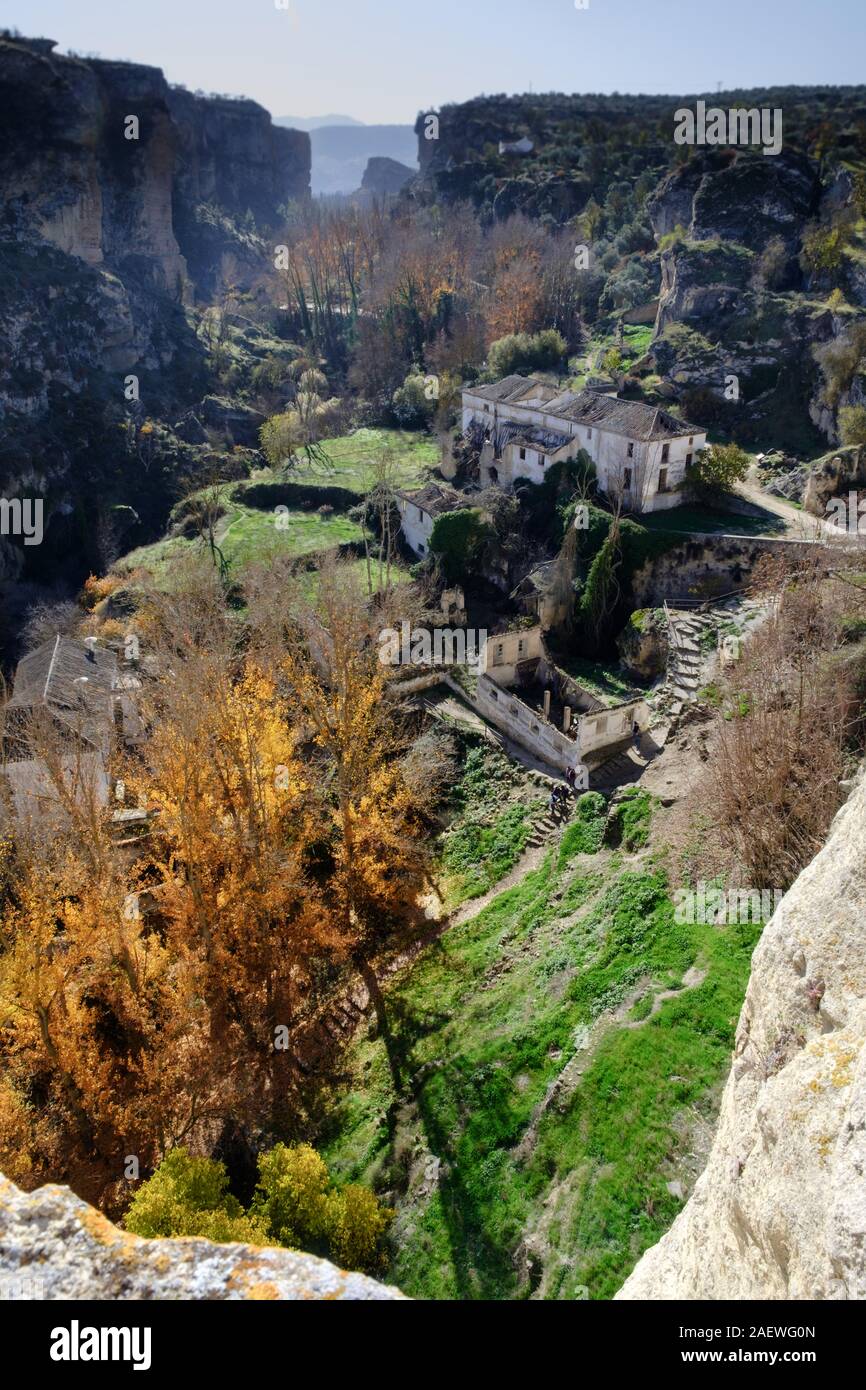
[124,1149,265,1244]
[429,507,492,581]
[687,442,750,494]
[250,1143,332,1249]
[605,787,653,851]
[839,405,866,447]
[558,792,607,860]
[124,1143,393,1274]
[487,328,566,378]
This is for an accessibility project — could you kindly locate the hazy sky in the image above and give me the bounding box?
[6,0,865,124]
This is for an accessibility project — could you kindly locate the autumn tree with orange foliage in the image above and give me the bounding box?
[0,560,443,1207]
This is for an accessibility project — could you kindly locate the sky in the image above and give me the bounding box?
[4,0,865,125]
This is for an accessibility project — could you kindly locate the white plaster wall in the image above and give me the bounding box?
[397,499,434,555]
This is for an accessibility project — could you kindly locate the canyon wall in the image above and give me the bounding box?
[617,768,866,1300]
[0,32,309,626]
[0,33,310,298]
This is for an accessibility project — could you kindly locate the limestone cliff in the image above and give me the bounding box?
[617,769,866,1300]
[0,32,309,624]
[0,1173,404,1300]
[0,33,310,297]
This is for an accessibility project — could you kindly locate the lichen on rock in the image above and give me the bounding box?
[0,1174,406,1300]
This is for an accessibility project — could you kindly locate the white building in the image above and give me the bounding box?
[462,375,706,513]
[395,482,467,557]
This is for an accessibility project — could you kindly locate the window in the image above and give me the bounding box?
[493,643,504,666]
[623,467,632,489]
[417,506,424,522]
[519,447,526,461]
[658,467,668,493]
[688,436,694,445]
[685,452,693,467]
[587,428,592,440]
[484,404,490,413]
[517,639,525,657]
[627,442,634,459]
[661,443,670,463]
[489,688,498,700]
[418,542,425,553]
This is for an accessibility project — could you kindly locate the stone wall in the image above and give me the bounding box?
[631,535,820,605]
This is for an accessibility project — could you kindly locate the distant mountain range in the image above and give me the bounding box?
[274,116,418,194]
[276,114,364,131]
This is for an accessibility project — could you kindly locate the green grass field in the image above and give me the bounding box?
[289,428,439,494]
[321,783,760,1301]
[116,503,365,583]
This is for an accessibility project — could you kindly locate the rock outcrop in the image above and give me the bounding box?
[617,769,866,1300]
[0,1173,405,1300]
[0,32,310,622]
[0,33,310,297]
[359,156,415,198]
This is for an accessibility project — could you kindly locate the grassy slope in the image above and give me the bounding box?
[322,793,761,1301]
[291,428,439,493]
[115,426,437,586]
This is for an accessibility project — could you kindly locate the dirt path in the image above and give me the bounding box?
[734,476,824,539]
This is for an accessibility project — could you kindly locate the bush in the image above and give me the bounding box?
[687,442,750,494]
[429,507,492,581]
[124,1149,266,1244]
[391,370,435,428]
[605,787,653,850]
[558,792,607,859]
[487,328,566,378]
[124,1143,393,1274]
[251,1143,394,1275]
[839,405,866,447]
[250,1143,332,1248]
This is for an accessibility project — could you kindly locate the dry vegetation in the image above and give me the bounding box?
[0,559,455,1213]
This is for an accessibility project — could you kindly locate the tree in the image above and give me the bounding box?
[259,367,344,472]
[688,442,750,494]
[124,1143,394,1273]
[429,508,492,583]
[124,1148,265,1244]
[277,562,434,1087]
[488,328,566,379]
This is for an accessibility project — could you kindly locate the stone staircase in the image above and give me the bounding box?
[590,746,647,793]
[526,786,577,848]
[654,610,711,721]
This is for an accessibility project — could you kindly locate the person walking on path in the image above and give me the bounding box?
[632,719,642,753]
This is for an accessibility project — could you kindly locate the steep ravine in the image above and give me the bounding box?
[617,768,866,1300]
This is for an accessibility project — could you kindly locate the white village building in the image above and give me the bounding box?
[395,481,467,557]
[462,375,706,513]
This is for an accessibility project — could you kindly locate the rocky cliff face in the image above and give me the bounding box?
[0,34,309,297]
[0,33,309,628]
[617,768,866,1300]
[0,1172,404,1300]
[647,149,865,448]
